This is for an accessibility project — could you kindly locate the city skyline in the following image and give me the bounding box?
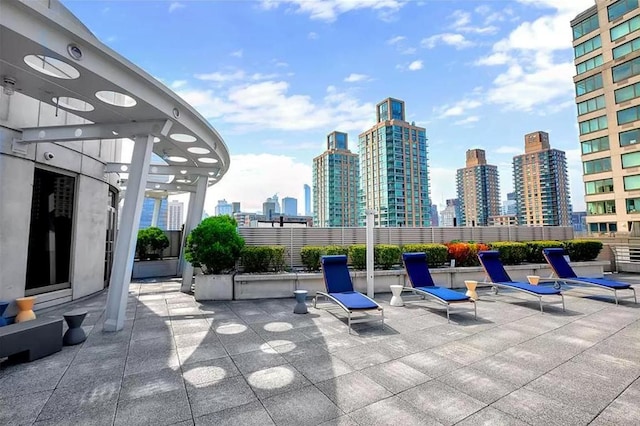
[63,0,595,215]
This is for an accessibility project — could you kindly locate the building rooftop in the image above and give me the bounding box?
[3,277,639,425]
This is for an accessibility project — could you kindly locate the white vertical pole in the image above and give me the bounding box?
[104,134,153,332]
[177,188,197,276]
[151,197,161,227]
[365,209,376,298]
[181,176,208,293]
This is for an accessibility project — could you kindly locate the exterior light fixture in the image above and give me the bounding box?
[67,44,83,60]
[1,76,16,96]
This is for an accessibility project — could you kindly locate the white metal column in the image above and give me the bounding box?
[365,209,376,298]
[104,134,154,332]
[181,176,208,293]
[151,198,161,227]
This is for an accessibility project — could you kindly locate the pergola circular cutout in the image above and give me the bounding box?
[95,90,137,107]
[166,156,188,163]
[198,157,218,164]
[52,96,95,112]
[24,55,80,79]
[170,133,197,143]
[187,147,210,155]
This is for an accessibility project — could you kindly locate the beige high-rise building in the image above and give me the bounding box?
[455,149,501,227]
[573,0,640,234]
[513,132,571,226]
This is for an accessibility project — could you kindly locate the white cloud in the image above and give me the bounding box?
[449,9,498,35]
[203,153,312,213]
[421,33,474,50]
[408,60,423,71]
[401,47,417,55]
[230,49,243,58]
[171,80,188,89]
[386,35,406,45]
[344,73,371,83]
[475,52,511,66]
[177,82,374,132]
[495,146,522,155]
[454,116,479,126]
[194,70,246,83]
[260,0,407,22]
[168,2,185,13]
[308,32,319,40]
[436,99,482,118]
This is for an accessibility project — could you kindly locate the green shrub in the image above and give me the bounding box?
[324,245,349,256]
[241,246,286,273]
[489,242,528,265]
[525,240,564,263]
[348,244,367,270]
[300,246,324,271]
[136,227,169,260]
[375,244,401,269]
[402,244,448,267]
[445,242,490,267]
[563,239,603,261]
[185,216,245,274]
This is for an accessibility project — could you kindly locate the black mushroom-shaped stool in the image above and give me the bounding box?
[63,310,88,345]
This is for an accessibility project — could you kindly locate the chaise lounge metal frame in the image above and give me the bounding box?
[543,248,637,305]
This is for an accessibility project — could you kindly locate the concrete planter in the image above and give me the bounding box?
[234,273,298,300]
[295,273,326,296]
[132,258,178,279]
[194,274,233,301]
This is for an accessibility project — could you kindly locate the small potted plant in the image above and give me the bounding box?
[185,215,245,300]
[136,227,170,260]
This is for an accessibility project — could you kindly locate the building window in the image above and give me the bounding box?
[613,37,640,59]
[620,128,640,146]
[627,197,640,213]
[575,73,603,96]
[612,57,640,82]
[26,168,76,295]
[615,82,640,103]
[587,200,616,215]
[625,174,640,190]
[574,35,602,59]
[581,135,610,154]
[585,178,614,194]
[583,157,612,174]
[577,95,606,115]
[608,0,639,22]
[618,105,640,125]
[579,115,608,135]
[588,222,617,232]
[611,15,640,41]
[622,151,640,168]
[576,55,604,75]
[573,14,599,40]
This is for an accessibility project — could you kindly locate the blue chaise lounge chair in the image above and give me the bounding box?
[478,251,565,313]
[543,248,637,305]
[402,252,476,322]
[314,255,384,333]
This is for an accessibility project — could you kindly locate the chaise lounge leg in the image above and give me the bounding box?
[473,301,477,319]
[446,305,450,324]
[539,297,544,313]
[561,294,565,311]
[614,289,619,306]
[348,312,352,335]
[633,287,637,304]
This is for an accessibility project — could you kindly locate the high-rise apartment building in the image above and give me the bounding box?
[313,131,360,227]
[456,149,501,227]
[573,0,640,234]
[513,131,571,226]
[215,199,233,216]
[440,198,460,227]
[358,98,430,227]
[263,201,276,220]
[232,202,241,213]
[304,184,311,216]
[282,197,298,216]
[167,201,184,230]
[502,191,517,215]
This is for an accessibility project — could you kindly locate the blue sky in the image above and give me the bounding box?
[63,0,594,215]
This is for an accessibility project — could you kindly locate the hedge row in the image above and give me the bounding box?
[240,246,286,273]
[298,240,603,271]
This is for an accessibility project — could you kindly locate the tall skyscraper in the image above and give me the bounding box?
[263,201,276,220]
[167,200,184,230]
[502,191,517,215]
[266,194,280,214]
[440,198,460,227]
[282,197,298,216]
[214,199,233,216]
[313,131,360,227]
[513,131,571,226]
[573,1,640,234]
[358,98,430,227]
[232,202,241,213]
[139,196,168,229]
[304,184,311,216]
[456,149,501,227]
[430,204,440,227]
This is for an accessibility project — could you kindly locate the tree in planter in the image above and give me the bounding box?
[185,216,245,274]
[136,227,170,260]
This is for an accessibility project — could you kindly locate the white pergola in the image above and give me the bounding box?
[0,1,229,331]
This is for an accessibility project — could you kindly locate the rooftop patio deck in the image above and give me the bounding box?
[2,276,640,426]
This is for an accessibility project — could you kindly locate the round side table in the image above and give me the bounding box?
[293,290,308,314]
[464,280,478,301]
[15,297,36,323]
[0,301,9,327]
[389,285,404,307]
[63,310,88,345]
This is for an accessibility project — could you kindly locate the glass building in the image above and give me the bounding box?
[304,184,311,216]
[358,98,430,227]
[513,132,571,226]
[313,131,360,227]
[456,149,501,227]
[282,197,298,216]
[139,197,168,230]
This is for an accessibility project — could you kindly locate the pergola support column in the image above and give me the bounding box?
[181,177,208,293]
[104,134,154,332]
[151,198,161,227]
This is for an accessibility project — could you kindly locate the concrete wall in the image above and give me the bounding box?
[0,91,121,309]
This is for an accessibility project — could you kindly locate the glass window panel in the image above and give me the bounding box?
[617,106,639,124]
[620,128,640,146]
[573,14,600,40]
[609,0,639,21]
[622,151,640,167]
[611,15,640,41]
[624,174,640,190]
